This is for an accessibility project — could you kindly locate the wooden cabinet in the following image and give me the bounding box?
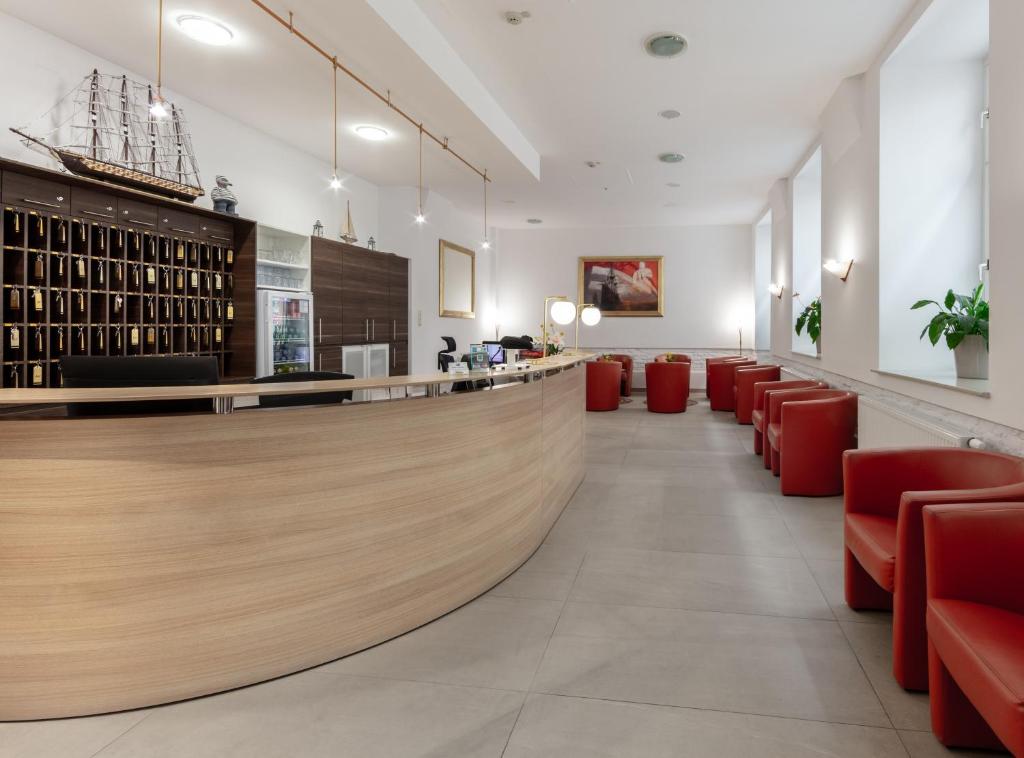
[317,343,343,373]
[311,238,342,345]
[391,341,408,376]
[341,245,388,344]
[388,255,409,343]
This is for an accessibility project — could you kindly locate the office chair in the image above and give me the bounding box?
[251,371,355,407]
[438,336,457,371]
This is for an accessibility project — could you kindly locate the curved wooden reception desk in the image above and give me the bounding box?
[0,355,586,720]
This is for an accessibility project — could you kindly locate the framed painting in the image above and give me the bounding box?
[577,256,663,316]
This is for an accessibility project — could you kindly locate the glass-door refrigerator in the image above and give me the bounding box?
[257,290,314,377]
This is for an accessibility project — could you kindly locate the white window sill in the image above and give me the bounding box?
[872,368,991,398]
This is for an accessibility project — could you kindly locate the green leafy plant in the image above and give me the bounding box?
[795,298,821,344]
[911,283,989,350]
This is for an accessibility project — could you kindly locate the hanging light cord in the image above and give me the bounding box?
[156,0,164,93]
[418,124,424,216]
[250,0,490,185]
[483,170,489,242]
[332,56,338,177]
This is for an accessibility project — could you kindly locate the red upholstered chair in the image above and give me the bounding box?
[599,353,634,397]
[733,365,780,425]
[924,502,1024,754]
[645,361,691,413]
[765,389,857,496]
[752,380,827,456]
[707,359,755,411]
[586,360,621,411]
[653,353,691,363]
[843,448,1024,692]
[704,356,742,398]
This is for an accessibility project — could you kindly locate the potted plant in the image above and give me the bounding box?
[795,298,822,356]
[911,283,989,379]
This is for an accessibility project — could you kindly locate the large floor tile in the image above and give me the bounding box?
[532,601,890,726]
[774,494,845,522]
[505,694,909,758]
[808,559,891,625]
[0,711,145,758]
[841,621,931,731]
[899,729,1007,757]
[630,427,747,453]
[783,515,846,560]
[658,513,802,557]
[324,595,562,691]
[571,547,833,619]
[623,449,754,470]
[92,674,523,758]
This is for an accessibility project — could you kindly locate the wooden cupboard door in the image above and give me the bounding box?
[316,343,343,373]
[311,238,342,345]
[391,340,408,376]
[341,247,384,344]
[387,255,409,344]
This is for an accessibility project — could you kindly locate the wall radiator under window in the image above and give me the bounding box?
[858,397,980,450]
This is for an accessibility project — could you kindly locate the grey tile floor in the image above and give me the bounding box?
[2,399,1001,757]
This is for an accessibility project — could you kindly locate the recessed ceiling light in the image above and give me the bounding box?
[175,14,234,46]
[659,109,681,120]
[666,182,681,187]
[644,33,688,59]
[526,218,543,224]
[659,152,686,163]
[354,125,389,141]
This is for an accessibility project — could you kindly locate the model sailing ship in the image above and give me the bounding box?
[11,70,203,202]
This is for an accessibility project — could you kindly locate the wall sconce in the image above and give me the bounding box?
[768,283,784,299]
[823,259,854,282]
[574,303,601,351]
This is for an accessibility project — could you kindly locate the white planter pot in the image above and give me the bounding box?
[954,334,988,380]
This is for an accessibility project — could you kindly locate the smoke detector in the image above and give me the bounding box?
[504,10,531,25]
[659,152,686,164]
[644,32,688,58]
[584,160,601,168]
[659,109,681,120]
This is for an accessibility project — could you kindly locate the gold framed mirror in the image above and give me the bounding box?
[439,239,476,318]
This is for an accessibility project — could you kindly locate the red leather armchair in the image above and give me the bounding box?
[645,361,690,413]
[752,380,827,456]
[704,356,743,398]
[654,353,692,363]
[843,448,1024,692]
[733,365,780,425]
[586,360,621,411]
[924,503,1024,754]
[599,353,633,397]
[765,389,857,496]
[707,359,755,411]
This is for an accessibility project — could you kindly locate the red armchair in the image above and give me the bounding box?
[654,353,691,363]
[599,353,633,397]
[924,503,1024,754]
[707,359,755,411]
[733,365,780,424]
[765,389,857,495]
[843,448,1024,692]
[704,356,743,398]
[752,380,827,456]
[586,360,621,411]
[645,361,691,413]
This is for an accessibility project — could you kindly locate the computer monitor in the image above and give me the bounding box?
[483,341,506,365]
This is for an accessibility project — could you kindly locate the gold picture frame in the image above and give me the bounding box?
[439,239,476,318]
[578,256,664,317]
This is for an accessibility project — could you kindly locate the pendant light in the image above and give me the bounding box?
[481,170,491,249]
[415,124,426,223]
[150,0,169,118]
[329,57,342,190]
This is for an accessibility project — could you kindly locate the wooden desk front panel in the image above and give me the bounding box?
[0,379,581,720]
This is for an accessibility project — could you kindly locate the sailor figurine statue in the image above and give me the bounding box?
[211,175,238,215]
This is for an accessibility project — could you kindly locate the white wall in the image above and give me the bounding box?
[765,0,1024,431]
[879,1,987,375]
[377,187,495,373]
[495,225,753,352]
[753,212,772,351]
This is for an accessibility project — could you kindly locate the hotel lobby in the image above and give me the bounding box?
[1,1,1023,756]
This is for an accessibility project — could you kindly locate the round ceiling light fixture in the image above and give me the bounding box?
[353,124,389,141]
[644,33,688,59]
[658,109,681,120]
[526,218,543,224]
[176,14,235,46]
[659,152,686,164]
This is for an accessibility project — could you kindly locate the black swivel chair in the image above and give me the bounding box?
[60,356,219,417]
[250,371,354,408]
[438,336,457,371]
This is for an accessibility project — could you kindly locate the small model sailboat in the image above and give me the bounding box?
[11,70,204,202]
[340,200,358,244]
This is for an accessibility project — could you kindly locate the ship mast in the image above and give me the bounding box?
[119,75,132,164]
[146,84,159,177]
[87,69,101,160]
[171,103,185,185]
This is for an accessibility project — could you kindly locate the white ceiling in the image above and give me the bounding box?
[0,0,918,229]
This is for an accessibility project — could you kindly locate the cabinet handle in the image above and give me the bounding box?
[126,218,155,227]
[393,319,396,340]
[365,318,369,341]
[318,318,322,342]
[81,209,115,219]
[319,354,322,371]
[209,234,231,242]
[22,197,62,209]
[392,347,396,368]
[170,227,195,235]
[372,319,375,340]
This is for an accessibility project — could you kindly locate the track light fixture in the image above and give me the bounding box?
[415,124,426,224]
[150,0,168,118]
[329,57,342,190]
[481,170,491,249]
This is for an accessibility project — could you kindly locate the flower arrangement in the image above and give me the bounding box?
[538,325,566,356]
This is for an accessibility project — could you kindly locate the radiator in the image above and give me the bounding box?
[858,397,977,449]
